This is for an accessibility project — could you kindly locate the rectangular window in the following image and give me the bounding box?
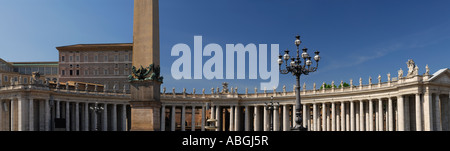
[125,64,128,68]
[104,69,108,75]
[70,70,73,76]
[115,64,118,68]
[95,70,98,75]
[76,56,80,62]
[115,55,118,62]
[84,70,88,75]
[62,56,65,62]
[104,56,108,62]
[94,55,98,62]
[84,56,88,62]
[45,67,51,75]
[23,78,28,84]
[125,55,129,61]
[4,76,7,81]
[69,56,73,62]
[62,70,65,76]
[76,70,80,76]
[52,67,57,75]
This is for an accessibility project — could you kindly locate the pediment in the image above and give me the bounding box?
[429,68,450,84]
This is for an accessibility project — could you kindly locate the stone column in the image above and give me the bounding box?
[84,103,89,131]
[201,105,205,131]
[378,99,383,131]
[434,93,442,131]
[75,102,79,131]
[66,102,70,131]
[360,101,365,131]
[230,106,234,131]
[17,97,26,131]
[404,96,410,131]
[245,106,250,131]
[216,106,222,131]
[121,104,127,131]
[191,105,195,131]
[375,100,378,131]
[302,104,307,129]
[112,104,117,131]
[326,103,330,131]
[263,105,268,131]
[355,102,359,131]
[350,101,355,131]
[283,104,290,131]
[29,98,34,131]
[368,100,373,131]
[331,102,336,131]
[235,106,241,131]
[388,97,393,131]
[45,99,50,131]
[10,99,15,131]
[423,91,433,131]
[336,103,340,131]
[345,102,350,131]
[398,95,405,131]
[181,105,186,131]
[273,105,279,131]
[322,103,326,131]
[102,104,107,131]
[92,105,97,131]
[255,106,262,131]
[340,102,345,131]
[416,94,422,131]
[56,100,60,119]
[160,105,165,131]
[171,106,176,131]
[313,103,318,131]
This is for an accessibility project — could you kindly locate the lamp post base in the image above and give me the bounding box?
[291,125,308,131]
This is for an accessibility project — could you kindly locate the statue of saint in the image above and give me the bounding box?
[378,75,381,83]
[398,68,404,78]
[406,59,419,77]
[425,64,430,75]
[387,73,391,81]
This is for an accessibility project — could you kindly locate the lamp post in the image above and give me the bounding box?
[265,96,279,131]
[278,35,321,131]
[90,102,104,131]
[204,102,218,131]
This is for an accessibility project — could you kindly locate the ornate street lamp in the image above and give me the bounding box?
[204,102,218,131]
[265,96,279,131]
[90,102,104,131]
[278,35,321,131]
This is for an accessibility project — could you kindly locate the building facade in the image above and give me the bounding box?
[56,43,133,93]
[0,58,58,86]
[0,61,449,131]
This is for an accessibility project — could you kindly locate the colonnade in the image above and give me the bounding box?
[0,97,130,131]
[160,104,296,131]
[160,92,450,131]
[302,93,450,131]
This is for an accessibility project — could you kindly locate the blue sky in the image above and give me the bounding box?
[1,0,450,93]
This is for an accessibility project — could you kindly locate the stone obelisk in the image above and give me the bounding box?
[129,0,161,131]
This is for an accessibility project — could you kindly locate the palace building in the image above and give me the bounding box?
[56,43,133,93]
